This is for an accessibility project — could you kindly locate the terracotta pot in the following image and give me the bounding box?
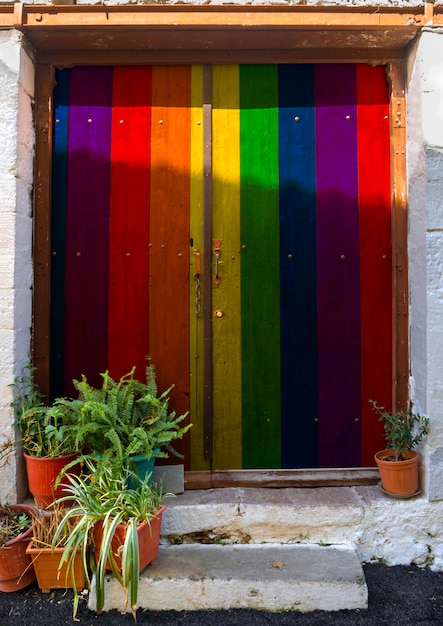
[26,544,85,593]
[92,505,166,573]
[0,504,36,592]
[375,449,419,495]
[24,452,81,509]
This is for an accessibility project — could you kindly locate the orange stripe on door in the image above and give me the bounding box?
[149,66,192,465]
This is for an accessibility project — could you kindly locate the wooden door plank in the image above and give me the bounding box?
[108,66,152,381]
[240,65,281,469]
[64,67,112,393]
[278,64,318,468]
[50,69,69,399]
[202,65,213,461]
[388,62,409,412]
[34,63,54,401]
[189,65,208,471]
[149,66,192,465]
[184,468,379,489]
[356,64,392,465]
[315,64,361,467]
[212,65,242,470]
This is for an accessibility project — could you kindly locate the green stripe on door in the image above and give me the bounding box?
[240,65,281,468]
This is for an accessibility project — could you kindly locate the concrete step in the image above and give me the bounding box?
[159,485,431,567]
[89,543,368,613]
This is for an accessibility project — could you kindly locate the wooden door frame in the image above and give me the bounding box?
[27,4,415,486]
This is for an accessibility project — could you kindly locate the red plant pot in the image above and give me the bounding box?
[0,504,37,592]
[92,505,166,573]
[375,449,419,496]
[24,452,81,509]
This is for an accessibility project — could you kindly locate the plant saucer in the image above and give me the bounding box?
[377,481,422,499]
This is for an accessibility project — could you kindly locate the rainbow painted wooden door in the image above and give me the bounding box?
[50,64,392,472]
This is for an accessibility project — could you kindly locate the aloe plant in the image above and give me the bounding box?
[53,457,170,619]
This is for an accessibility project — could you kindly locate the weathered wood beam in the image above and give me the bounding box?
[33,63,54,400]
[185,469,380,489]
[16,5,425,30]
[388,61,409,413]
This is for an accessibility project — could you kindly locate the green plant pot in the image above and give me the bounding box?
[128,453,157,488]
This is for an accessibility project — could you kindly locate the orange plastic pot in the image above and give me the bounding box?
[375,449,419,496]
[92,505,166,573]
[26,544,86,593]
[24,452,81,509]
[0,504,36,592]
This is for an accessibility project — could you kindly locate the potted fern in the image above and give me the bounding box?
[370,400,429,496]
[59,361,191,481]
[53,458,170,619]
[10,365,81,509]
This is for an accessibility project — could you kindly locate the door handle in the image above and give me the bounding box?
[213,239,222,287]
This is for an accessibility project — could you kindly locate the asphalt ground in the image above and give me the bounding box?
[0,563,442,625]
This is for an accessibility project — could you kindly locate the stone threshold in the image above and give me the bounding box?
[89,543,368,613]
[160,485,442,569]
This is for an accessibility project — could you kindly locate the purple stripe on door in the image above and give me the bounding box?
[315,64,362,467]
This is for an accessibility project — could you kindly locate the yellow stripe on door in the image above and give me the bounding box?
[212,65,242,469]
[189,65,208,470]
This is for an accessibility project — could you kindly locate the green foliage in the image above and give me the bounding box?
[0,506,31,545]
[10,364,78,458]
[10,363,45,413]
[53,458,170,619]
[60,362,191,476]
[17,403,79,458]
[369,400,429,461]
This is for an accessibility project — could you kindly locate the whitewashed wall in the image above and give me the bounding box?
[0,31,34,503]
[407,29,443,501]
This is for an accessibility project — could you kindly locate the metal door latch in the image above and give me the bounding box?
[213,238,222,287]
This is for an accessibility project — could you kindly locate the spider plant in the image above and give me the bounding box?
[53,457,170,619]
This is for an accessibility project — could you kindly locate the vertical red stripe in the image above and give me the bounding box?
[357,64,393,465]
[108,66,152,382]
[149,67,191,465]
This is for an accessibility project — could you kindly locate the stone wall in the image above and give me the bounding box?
[407,29,443,501]
[0,30,34,503]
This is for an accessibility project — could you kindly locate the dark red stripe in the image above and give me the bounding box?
[315,64,362,467]
[108,66,152,382]
[357,64,393,464]
[64,67,113,392]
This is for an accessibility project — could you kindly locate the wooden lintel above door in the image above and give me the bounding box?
[11,3,427,63]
